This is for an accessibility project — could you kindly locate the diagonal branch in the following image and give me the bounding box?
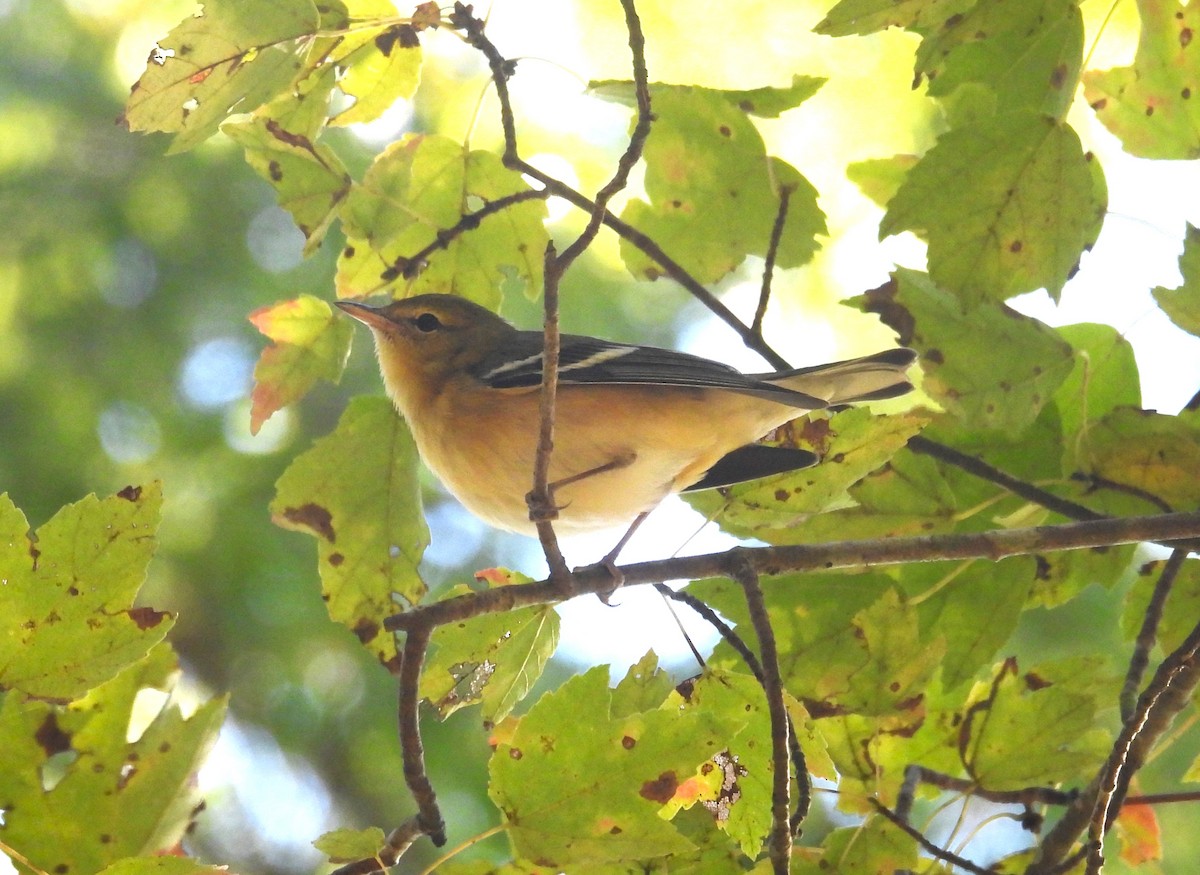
[730,552,792,872]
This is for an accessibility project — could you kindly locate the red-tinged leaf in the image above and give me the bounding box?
[1117,803,1162,865]
[248,295,353,434]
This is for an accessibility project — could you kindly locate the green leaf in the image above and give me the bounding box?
[97,858,231,875]
[881,114,1107,303]
[420,582,559,723]
[1084,0,1200,159]
[330,22,423,126]
[222,113,352,254]
[610,651,675,719]
[313,826,390,862]
[602,84,824,284]
[337,134,548,308]
[1053,323,1142,465]
[121,0,321,154]
[488,665,753,867]
[1082,407,1200,511]
[272,396,428,665]
[590,74,826,118]
[1124,557,1200,657]
[959,657,1112,788]
[846,155,918,209]
[685,409,929,543]
[1152,223,1200,335]
[814,0,975,37]
[853,270,1076,432]
[906,557,1034,689]
[798,816,919,873]
[917,0,1084,119]
[0,483,171,702]
[0,644,226,874]
[248,295,354,435]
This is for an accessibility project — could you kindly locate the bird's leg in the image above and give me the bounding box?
[525,450,637,522]
[592,511,650,604]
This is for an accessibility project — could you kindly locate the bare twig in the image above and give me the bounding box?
[527,241,570,580]
[654,583,811,831]
[330,623,442,875]
[381,187,550,282]
[385,512,1200,631]
[752,183,794,335]
[1121,550,1188,721]
[896,764,1076,824]
[870,800,994,875]
[730,553,791,872]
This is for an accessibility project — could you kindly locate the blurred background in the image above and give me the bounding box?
[3,0,1200,872]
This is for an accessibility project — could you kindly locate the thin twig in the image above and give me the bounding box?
[1121,550,1188,721]
[730,553,791,872]
[381,187,550,282]
[529,241,570,580]
[870,800,995,875]
[897,764,1076,823]
[654,583,811,831]
[908,436,1200,552]
[752,183,794,335]
[552,0,652,270]
[384,511,1200,634]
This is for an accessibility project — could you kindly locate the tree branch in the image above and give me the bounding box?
[385,511,1200,633]
[1121,550,1187,721]
[752,183,794,336]
[731,554,791,872]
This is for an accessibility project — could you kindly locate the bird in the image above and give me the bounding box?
[336,294,916,539]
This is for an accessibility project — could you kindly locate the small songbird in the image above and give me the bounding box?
[337,294,915,537]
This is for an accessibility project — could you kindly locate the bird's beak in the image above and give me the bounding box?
[334,299,389,331]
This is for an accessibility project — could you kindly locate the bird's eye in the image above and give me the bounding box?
[413,312,441,333]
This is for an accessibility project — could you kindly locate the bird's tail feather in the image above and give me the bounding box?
[763,348,917,406]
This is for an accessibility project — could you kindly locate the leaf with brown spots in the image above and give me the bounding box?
[272,397,428,665]
[121,0,322,154]
[0,645,225,875]
[489,666,755,868]
[686,408,929,543]
[1085,0,1200,158]
[589,83,825,285]
[0,483,172,701]
[851,270,1075,432]
[881,114,1107,304]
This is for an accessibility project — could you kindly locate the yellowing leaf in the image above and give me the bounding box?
[599,84,825,284]
[1152,223,1200,336]
[271,397,428,665]
[248,295,353,434]
[0,484,171,702]
[1084,0,1200,159]
[881,113,1106,303]
[313,826,389,863]
[331,24,422,126]
[815,0,975,37]
[687,409,928,543]
[488,666,755,868]
[1084,407,1200,511]
[0,645,225,874]
[223,112,352,254]
[420,587,559,723]
[337,134,548,308]
[121,0,321,154]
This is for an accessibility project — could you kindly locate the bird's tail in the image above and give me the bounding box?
[763,348,917,406]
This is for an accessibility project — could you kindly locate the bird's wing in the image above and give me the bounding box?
[470,331,828,407]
